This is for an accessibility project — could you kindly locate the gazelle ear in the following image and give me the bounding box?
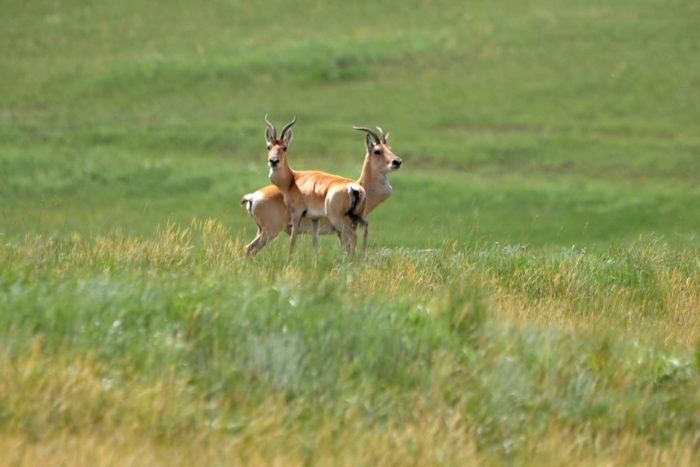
[265,127,274,143]
[283,128,293,146]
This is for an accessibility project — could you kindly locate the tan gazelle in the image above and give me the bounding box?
[258,115,368,256]
[242,125,402,255]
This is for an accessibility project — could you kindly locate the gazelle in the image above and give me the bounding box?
[262,115,368,256]
[242,125,402,255]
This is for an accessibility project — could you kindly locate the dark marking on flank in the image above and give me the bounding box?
[345,187,363,217]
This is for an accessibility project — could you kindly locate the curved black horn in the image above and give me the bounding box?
[353,126,380,144]
[280,116,297,139]
[264,114,276,140]
[376,126,388,144]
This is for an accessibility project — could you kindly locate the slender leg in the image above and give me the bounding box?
[245,220,283,256]
[330,216,357,256]
[311,219,320,257]
[288,215,302,256]
[349,215,368,254]
[358,217,368,254]
[344,223,357,256]
[247,231,278,256]
[245,228,263,256]
[245,224,267,256]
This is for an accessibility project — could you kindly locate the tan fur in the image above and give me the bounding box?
[241,186,289,256]
[243,128,402,256]
[263,117,368,256]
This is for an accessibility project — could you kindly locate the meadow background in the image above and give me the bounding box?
[1,0,700,464]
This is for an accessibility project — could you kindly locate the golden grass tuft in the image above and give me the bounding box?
[2,227,700,464]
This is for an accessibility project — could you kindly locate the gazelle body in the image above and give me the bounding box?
[262,116,368,256]
[242,126,402,256]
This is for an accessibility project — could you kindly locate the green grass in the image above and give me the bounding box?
[2,0,700,464]
[1,226,699,464]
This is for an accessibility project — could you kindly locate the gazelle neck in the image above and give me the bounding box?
[358,154,392,215]
[269,159,295,192]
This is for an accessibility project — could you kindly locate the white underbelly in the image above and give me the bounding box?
[305,208,326,219]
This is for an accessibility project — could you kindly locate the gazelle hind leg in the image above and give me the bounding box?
[245,229,278,256]
[245,227,260,256]
[245,235,262,256]
[244,223,265,256]
[348,213,368,255]
[329,215,357,255]
[244,193,287,256]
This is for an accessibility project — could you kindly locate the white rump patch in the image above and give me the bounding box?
[243,191,264,216]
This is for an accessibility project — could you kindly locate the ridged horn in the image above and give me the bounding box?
[264,114,276,140]
[280,116,297,139]
[352,126,380,144]
[376,126,389,144]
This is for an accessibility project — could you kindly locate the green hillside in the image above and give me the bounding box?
[1,1,699,464]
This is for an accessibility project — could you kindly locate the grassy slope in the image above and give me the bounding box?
[2,226,699,465]
[2,0,700,246]
[1,0,700,464]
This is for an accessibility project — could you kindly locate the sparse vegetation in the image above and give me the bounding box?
[2,0,699,464]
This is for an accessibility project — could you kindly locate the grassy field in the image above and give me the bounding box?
[2,0,700,464]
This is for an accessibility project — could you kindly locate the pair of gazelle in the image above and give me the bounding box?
[241,116,402,256]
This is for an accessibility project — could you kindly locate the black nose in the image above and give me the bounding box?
[392,160,402,167]
[269,159,279,166]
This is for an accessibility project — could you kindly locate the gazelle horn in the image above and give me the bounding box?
[280,116,297,139]
[353,126,381,144]
[264,114,276,140]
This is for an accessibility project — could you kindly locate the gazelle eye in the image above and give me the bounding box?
[267,144,272,150]
[283,146,288,151]
[373,148,382,155]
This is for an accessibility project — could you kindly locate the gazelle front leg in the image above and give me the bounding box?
[288,213,303,257]
[355,216,368,254]
[311,219,320,257]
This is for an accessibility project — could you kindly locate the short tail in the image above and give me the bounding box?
[241,193,255,215]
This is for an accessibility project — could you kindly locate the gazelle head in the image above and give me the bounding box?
[353,126,402,174]
[264,114,296,170]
